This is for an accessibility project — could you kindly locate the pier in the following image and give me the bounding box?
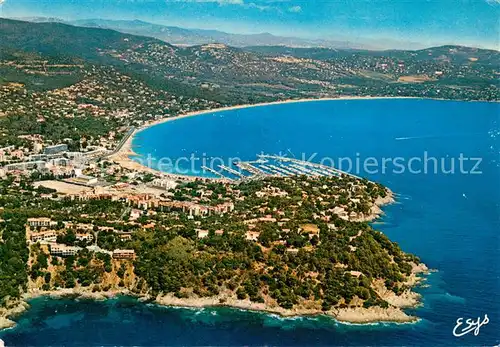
[259,165,284,176]
[234,162,265,175]
[281,165,306,176]
[306,165,334,176]
[201,166,233,180]
[217,165,247,179]
[195,154,367,182]
[268,164,294,176]
[257,154,363,180]
[288,163,323,176]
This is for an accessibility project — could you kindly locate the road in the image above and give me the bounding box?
[100,126,135,159]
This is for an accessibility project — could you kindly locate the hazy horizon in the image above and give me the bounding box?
[0,0,499,50]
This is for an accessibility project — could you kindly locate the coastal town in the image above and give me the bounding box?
[0,16,496,333]
[1,151,428,329]
[0,81,430,326]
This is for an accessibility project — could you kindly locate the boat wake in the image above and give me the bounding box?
[394,135,442,141]
[395,132,485,141]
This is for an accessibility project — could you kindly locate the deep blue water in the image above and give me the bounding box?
[2,99,499,346]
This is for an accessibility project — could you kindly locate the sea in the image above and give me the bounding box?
[1,99,499,346]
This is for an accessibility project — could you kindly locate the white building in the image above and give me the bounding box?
[76,233,94,242]
[27,217,54,228]
[50,244,81,256]
[31,231,57,243]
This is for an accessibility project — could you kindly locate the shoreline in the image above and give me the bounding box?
[0,264,428,331]
[112,95,495,179]
[108,96,419,178]
[0,193,430,330]
[1,96,432,331]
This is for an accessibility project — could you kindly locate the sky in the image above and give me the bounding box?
[0,0,499,49]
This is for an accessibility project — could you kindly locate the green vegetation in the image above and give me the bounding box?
[0,173,421,314]
[0,18,498,108]
[0,215,29,306]
[0,18,450,317]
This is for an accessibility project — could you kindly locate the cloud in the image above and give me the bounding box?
[288,5,301,12]
[247,2,272,11]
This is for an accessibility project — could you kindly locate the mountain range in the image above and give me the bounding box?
[0,18,498,104]
[16,17,428,50]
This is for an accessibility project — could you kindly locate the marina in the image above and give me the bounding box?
[234,161,266,175]
[258,164,283,176]
[201,166,232,180]
[257,154,363,180]
[217,164,247,179]
[198,154,365,182]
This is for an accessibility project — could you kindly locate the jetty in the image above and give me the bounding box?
[217,165,247,179]
[268,164,294,176]
[288,163,323,176]
[280,165,305,176]
[234,162,264,175]
[195,154,367,182]
[259,164,283,176]
[201,166,232,180]
[257,154,363,180]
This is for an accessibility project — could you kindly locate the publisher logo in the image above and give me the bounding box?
[453,314,489,337]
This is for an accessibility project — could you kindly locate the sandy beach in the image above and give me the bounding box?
[109,96,417,178]
[0,96,429,331]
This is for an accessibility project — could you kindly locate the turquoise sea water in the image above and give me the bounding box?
[2,99,499,346]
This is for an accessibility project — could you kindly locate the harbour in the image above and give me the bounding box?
[195,154,364,182]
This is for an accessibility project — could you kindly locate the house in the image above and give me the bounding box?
[70,174,98,186]
[245,231,260,241]
[118,233,132,241]
[76,233,94,242]
[31,231,57,243]
[50,244,81,256]
[27,217,54,228]
[112,249,135,259]
[129,209,143,221]
[196,229,209,238]
[44,144,68,155]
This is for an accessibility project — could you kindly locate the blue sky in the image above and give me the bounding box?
[1,0,499,49]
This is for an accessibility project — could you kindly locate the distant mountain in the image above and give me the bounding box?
[0,18,162,62]
[1,18,497,104]
[14,16,67,24]
[185,27,355,49]
[244,45,500,66]
[17,17,371,49]
[70,19,210,46]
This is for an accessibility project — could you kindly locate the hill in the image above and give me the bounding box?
[244,45,500,66]
[0,18,161,61]
[0,18,498,103]
[30,18,360,49]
